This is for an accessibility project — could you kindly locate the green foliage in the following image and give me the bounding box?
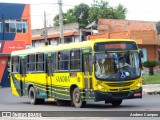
[53,14,60,26]
[143,73,160,84]
[88,1,127,22]
[64,9,76,24]
[53,0,127,28]
[73,3,90,28]
[142,60,159,68]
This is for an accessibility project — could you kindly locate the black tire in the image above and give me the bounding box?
[72,87,86,108]
[29,87,44,105]
[29,87,38,105]
[110,100,122,106]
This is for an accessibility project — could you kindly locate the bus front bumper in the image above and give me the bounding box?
[94,88,142,102]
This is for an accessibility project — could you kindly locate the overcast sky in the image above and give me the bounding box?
[0,0,160,29]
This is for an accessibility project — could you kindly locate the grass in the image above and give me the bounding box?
[143,73,160,84]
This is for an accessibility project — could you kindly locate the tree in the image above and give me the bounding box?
[73,3,89,28]
[114,4,127,19]
[64,9,76,24]
[53,3,89,28]
[142,60,159,75]
[88,0,127,23]
[53,0,127,28]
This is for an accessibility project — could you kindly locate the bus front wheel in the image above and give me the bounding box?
[72,87,86,108]
[110,100,122,106]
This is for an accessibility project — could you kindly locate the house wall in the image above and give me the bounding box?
[33,36,80,48]
[139,45,159,61]
[0,3,31,87]
[98,19,156,33]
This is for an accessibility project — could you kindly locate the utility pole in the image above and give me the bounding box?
[44,11,48,45]
[58,0,64,44]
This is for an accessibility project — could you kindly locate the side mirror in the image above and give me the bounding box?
[139,50,144,58]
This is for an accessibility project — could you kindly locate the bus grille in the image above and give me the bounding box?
[106,81,134,87]
[111,92,129,98]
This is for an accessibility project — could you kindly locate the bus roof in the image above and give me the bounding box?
[11,39,136,56]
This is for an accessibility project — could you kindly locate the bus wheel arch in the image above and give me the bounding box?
[70,84,78,100]
[27,84,34,96]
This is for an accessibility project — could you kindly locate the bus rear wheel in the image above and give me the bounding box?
[29,87,44,105]
[72,87,86,108]
[110,100,122,106]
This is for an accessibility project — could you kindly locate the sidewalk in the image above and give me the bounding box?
[143,84,160,95]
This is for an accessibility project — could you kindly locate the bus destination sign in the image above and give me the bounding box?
[94,42,137,51]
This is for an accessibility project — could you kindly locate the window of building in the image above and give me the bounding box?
[5,20,9,32]
[27,54,35,72]
[65,37,72,43]
[36,53,44,71]
[22,20,28,33]
[12,56,19,73]
[5,19,28,33]
[70,49,81,70]
[9,20,16,32]
[0,19,2,33]
[16,20,22,33]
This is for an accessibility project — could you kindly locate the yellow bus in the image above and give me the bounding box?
[10,39,142,108]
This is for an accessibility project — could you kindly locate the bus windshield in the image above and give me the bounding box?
[95,52,141,81]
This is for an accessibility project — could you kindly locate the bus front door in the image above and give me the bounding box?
[46,56,54,98]
[20,58,27,96]
[83,54,93,100]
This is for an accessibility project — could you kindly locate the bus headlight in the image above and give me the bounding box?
[133,82,141,90]
[97,84,107,92]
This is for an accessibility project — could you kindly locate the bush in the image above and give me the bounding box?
[142,60,159,75]
[142,60,159,68]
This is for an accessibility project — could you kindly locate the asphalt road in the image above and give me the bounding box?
[0,87,160,119]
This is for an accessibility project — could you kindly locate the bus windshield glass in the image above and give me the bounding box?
[95,52,140,81]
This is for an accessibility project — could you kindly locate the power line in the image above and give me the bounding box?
[30,3,57,5]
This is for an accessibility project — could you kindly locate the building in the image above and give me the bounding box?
[32,23,79,47]
[87,19,160,66]
[0,3,32,87]
[32,23,93,47]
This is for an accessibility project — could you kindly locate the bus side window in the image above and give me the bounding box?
[57,52,61,70]
[57,51,69,70]
[36,53,44,71]
[28,54,35,72]
[62,53,69,70]
[12,56,19,73]
[70,49,81,70]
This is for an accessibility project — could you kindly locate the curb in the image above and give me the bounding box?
[143,91,160,95]
[142,84,160,95]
